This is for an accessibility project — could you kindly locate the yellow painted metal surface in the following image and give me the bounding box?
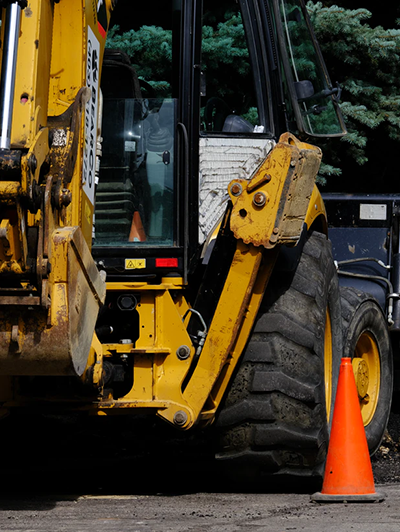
[0,216,23,274]
[21,127,49,189]
[93,240,275,428]
[229,133,322,248]
[353,332,381,427]
[324,309,333,421]
[11,0,53,148]
[64,0,113,244]
[85,240,270,428]
[0,181,20,199]
[0,201,27,274]
[106,278,186,291]
[48,0,112,115]
[0,226,105,375]
[179,241,262,421]
[93,289,194,413]
[305,185,328,233]
[200,248,279,423]
[0,0,114,377]
[48,0,84,116]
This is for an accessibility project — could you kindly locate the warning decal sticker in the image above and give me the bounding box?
[125,259,147,270]
[125,259,146,270]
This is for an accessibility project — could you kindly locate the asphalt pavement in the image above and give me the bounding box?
[0,413,399,531]
[0,485,400,531]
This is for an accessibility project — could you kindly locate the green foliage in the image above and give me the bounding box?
[107,10,257,124]
[106,4,400,187]
[106,25,173,96]
[201,12,251,107]
[306,2,400,183]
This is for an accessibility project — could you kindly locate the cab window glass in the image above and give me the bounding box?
[93,1,178,247]
[279,0,343,136]
[201,1,262,134]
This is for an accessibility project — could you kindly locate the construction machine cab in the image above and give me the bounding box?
[91,0,345,282]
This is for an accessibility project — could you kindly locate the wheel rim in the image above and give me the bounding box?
[324,308,333,422]
[352,331,380,427]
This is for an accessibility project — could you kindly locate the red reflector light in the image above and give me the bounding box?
[155,258,178,268]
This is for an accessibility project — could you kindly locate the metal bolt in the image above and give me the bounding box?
[230,183,242,197]
[60,188,72,207]
[273,227,279,234]
[176,345,191,360]
[41,258,49,276]
[253,192,267,207]
[11,325,18,344]
[290,160,296,167]
[173,410,188,426]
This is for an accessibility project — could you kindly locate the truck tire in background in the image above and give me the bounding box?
[215,231,342,483]
[340,287,393,455]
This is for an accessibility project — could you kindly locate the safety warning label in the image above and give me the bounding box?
[125,259,146,270]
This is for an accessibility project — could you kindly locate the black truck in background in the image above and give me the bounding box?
[324,192,398,451]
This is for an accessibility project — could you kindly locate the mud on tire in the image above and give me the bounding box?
[215,231,342,482]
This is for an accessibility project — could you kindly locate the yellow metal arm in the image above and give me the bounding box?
[90,134,325,430]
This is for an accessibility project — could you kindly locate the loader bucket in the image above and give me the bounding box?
[0,226,106,376]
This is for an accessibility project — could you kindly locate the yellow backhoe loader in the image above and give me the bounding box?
[0,0,391,482]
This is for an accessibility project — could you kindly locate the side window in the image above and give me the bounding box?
[277,0,345,137]
[201,1,262,134]
[93,1,179,247]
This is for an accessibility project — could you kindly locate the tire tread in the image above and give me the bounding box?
[215,232,342,481]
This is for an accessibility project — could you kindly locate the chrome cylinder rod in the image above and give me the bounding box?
[0,2,22,149]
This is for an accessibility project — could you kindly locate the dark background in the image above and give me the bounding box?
[325,0,399,29]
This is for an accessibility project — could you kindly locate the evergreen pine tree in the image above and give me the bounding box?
[307,2,400,189]
[107,4,400,190]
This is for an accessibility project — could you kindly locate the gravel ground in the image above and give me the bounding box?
[2,487,400,532]
[373,411,400,484]
[0,412,399,532]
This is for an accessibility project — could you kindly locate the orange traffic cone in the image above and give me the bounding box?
[129,211,146,242]
[312,357,385,503]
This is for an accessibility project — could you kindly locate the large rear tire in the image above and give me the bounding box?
[215,231,342,482]
[340,287,393,455]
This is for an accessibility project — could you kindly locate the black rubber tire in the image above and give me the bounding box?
[340,286,393,456]
[215,231,342,483]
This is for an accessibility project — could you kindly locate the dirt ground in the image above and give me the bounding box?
[0,412,399,532]
[373,411,400,484]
